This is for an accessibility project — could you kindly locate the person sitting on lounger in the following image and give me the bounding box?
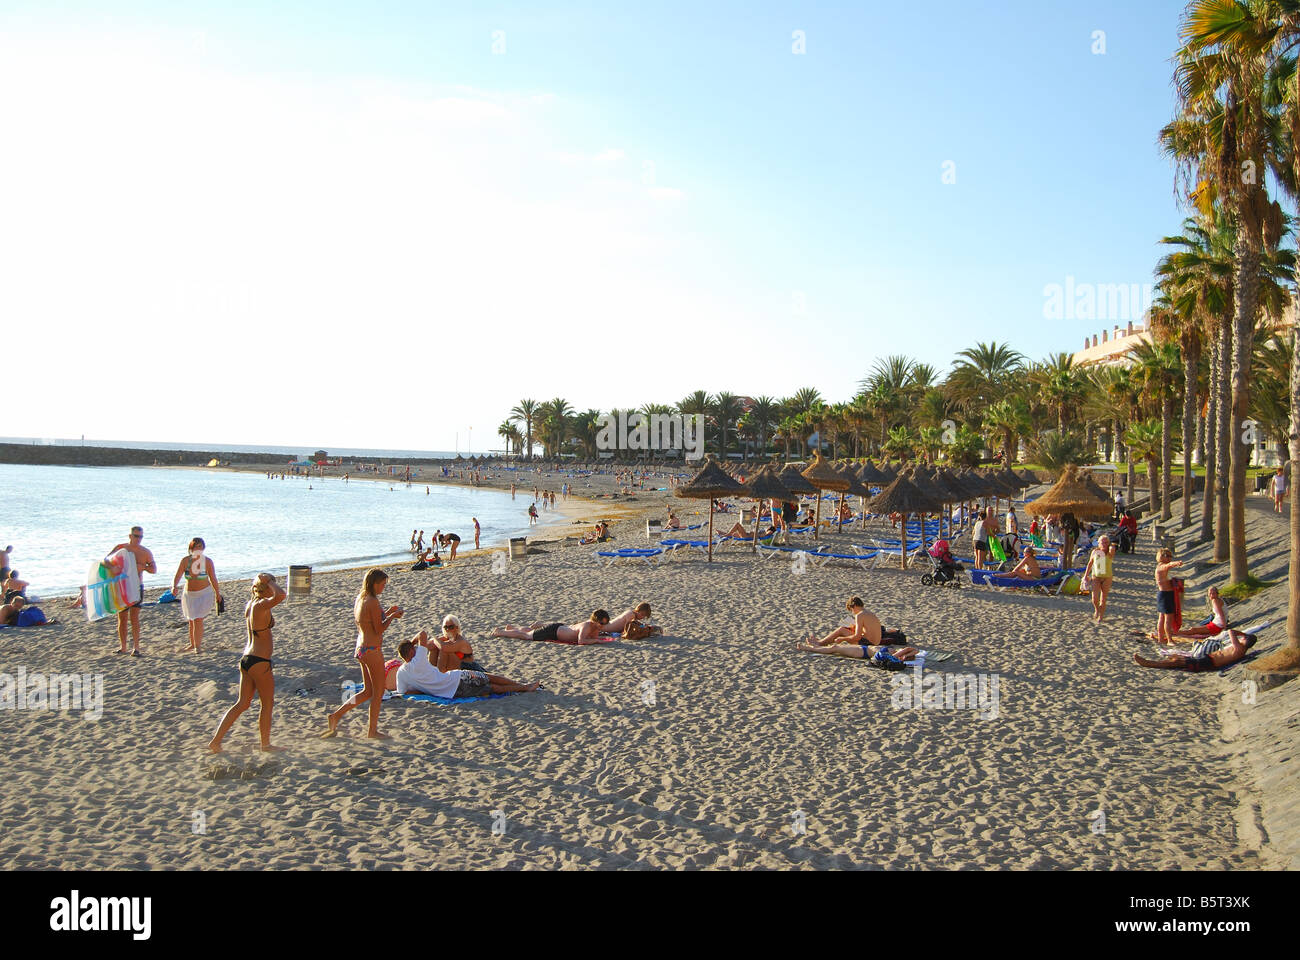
[491,610,612,644]
[1006,546,1042,581]
[665,512,682,530]
[1133,628,1257,672]
[395,631,539,698]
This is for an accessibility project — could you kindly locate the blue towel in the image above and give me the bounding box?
[402,691,520,705]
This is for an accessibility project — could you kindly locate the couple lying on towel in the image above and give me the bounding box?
[796,597,919,670]
[492,603,663,644]
[392,618,540,699]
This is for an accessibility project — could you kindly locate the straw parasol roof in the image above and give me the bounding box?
[857,460,887,487]
[740,464,793,502]
[676,455,747,500]
[868,475,945,516]
[836,462,871,497]
[1024,465,1114,520]
[1078,470,1112,502]
[801,451,851,492]
[956,467,992,498]
[936,467,977,501]
[875,461,898,483]
[778,464,819,497]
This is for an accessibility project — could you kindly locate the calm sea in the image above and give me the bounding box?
[6,464,559,596]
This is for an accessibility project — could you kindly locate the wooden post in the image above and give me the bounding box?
[708,501,715,562]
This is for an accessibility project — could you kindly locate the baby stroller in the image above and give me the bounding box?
[921,539,966,588]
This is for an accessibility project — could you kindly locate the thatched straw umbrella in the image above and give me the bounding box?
[739,465,793,553]
[675,455,746,561]
[867,476,945,569]
[1024,465,1115,566]
[830,461,870,533]
[801,451,851,541]
[906,466,952,542]
[875,461,898,483]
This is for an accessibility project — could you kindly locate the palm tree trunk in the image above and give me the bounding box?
[1126,428,1135,507]
[1214,318,1231,563]
[1289,325,1300,653]
[1180,341,1197,528]
[1161,395,1174,523]
[1229,238,1259,584]
[1200,353,1216,544]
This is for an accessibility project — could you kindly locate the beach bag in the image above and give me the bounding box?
[1080,571,1094,593]
[1060,574,1082,596]
[881,628,907,643]
[16,606,46,627]
[622,621,654,641]
[159,590,179,604]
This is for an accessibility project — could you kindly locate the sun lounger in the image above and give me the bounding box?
[597,548,663,566]
[968,568,1066,593]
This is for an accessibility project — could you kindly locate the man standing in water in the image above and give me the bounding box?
[107,525,156,655]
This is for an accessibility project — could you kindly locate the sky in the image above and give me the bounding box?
[0,0,1192,453]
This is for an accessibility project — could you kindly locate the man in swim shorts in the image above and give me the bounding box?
[492,610,612,644]
[107,525,157,656]
[1134,628,1258,672]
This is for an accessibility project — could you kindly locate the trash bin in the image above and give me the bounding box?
[287,565,312,601]
[509,537,528,560]
[646,520,663,541]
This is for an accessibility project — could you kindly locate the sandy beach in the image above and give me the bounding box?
[0,465,1293,871]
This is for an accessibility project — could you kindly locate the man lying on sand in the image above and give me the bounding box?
[492,610,612,644]
[1133,628,1257,672]
[394,631,540,697]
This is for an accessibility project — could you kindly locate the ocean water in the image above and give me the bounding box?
[4,464,563,596]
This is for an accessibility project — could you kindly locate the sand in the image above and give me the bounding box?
[0,464,1292,870]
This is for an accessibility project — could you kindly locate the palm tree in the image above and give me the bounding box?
[574,408,603,459]
[1179,2,1288,582]
[981,395,1031,465]
[710,392,744,459]
[747,396,781,460]
[1027,430,1096,475]
[1124,420,1163,507]
[509,399,539,459]
[1131,337,1183,521]
[947,342,1026,417]
[677,390,712,453]
[785,387,824,420]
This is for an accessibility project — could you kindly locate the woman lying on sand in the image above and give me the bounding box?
[604,602,663,639]
[395,632,539,698]
[324,568,404,740]
[492,610,612,644]
[208,573,286,753]
[1133,628,1256,672]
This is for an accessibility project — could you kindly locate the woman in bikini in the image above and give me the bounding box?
[1139,586,1228,641]
[208,573,285,753]
[325,568,404,739]
[431,615,487,672]
[1082,535,1117,623]
[172,537,222,653]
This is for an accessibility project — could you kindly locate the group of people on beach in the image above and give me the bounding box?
[206,561,660,750]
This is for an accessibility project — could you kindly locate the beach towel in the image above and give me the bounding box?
[403,691,522,705]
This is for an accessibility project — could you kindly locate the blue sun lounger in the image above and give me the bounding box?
[597,548,663,566]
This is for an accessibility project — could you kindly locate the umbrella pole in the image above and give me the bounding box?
[708,501,715,562]
[901,512,909,570]
[814,495,821,542]
[837,492,845,532]
[752,498,760,555]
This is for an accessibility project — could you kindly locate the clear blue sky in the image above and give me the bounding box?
[0,0,1193,450]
